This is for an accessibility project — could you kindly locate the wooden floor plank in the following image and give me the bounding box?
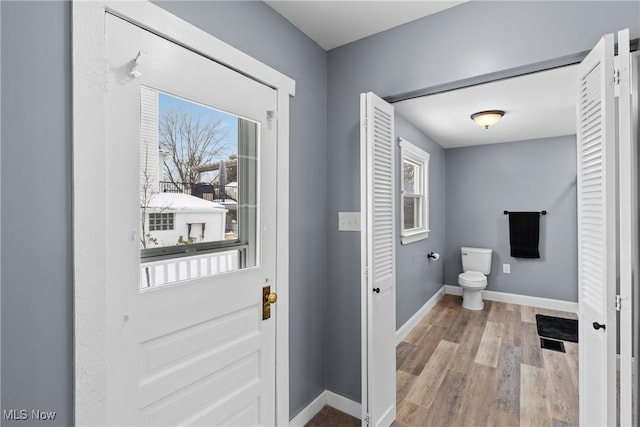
[442,307,471,343]
[521,305,537,323]
[487,300,507,323]
[542,348,579,425]
[520,364,553,427]
[452,364,496,427]
[396,369,416,405]
[486,407,520,427]
[405,340,458,407]
[399,325,447,376]
[422,370,467,427]
[552,419,574,427]
[434,306,458,329]
[402,323,429,345]
[502,309,522,346]
[494,344,522,416]
[396,341,416,370]
[564,342,579,389]
[396,401,429,426]
[450,324,484,375]
[505,302,521,313]
[475,320,503,368]
[521,321,544,368]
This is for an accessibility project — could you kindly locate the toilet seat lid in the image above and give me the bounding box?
[459,271,485,282]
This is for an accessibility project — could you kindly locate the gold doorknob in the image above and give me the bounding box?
[265,292,278,304]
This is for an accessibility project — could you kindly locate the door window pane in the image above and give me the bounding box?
[140,89,258,288]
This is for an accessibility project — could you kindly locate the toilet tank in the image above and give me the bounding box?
[461,247,493,274]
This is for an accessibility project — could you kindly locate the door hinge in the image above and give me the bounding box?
[364,414,370,425]
[364,118,368,128]
[614,68,621,85]
[615,294,629,311]
[364,267,369,278]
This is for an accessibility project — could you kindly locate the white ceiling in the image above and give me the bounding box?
[264,1,465,50]
[264,0,577,148]
[394,65,578,149]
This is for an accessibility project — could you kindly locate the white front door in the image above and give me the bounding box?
[576,33,617,426]
[104,14,278,426]
[361,92,396,427]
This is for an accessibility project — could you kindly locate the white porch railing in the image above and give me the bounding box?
[140,249,239,288]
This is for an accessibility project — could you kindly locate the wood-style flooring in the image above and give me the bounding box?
[304,405,360,427]
[393,294,579,427]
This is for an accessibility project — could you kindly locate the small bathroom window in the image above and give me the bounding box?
[399,138,430,244]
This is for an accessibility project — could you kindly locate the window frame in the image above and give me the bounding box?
[148,212,174,231]
[399,137,430,244]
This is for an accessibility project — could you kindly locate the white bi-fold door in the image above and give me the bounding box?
[577,29,636,426]
[104,14,278,426]
[361,92,397,427]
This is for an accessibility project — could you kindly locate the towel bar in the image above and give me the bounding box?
[503,210,547,215]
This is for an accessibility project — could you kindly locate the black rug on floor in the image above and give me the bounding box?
[536,314,578,343]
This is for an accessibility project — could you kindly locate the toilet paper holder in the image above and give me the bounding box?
[427,252,440,261]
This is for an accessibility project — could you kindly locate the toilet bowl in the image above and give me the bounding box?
[458,247,492,310]
[458,271,487,310]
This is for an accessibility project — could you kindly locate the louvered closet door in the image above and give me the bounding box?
[616,28,635,427]
[360,92,396,427]
[576,33,617,426]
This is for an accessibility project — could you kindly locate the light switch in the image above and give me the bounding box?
[338,212,361,231]
[503,264,511,274]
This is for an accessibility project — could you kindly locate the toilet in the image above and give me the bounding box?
[458,247,493,310]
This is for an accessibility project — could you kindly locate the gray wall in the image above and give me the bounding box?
[1,2,73,426]
[326,0,639,402]
[444,136,578,302]
[395,114,445,328]
[1,0,328,422]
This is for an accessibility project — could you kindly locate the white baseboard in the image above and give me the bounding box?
[326,391,361,419]
[396,286,445,344]
[444,285,578,313]
[444,284,463,296]
[289,391,329,426]
[289,390,361,426]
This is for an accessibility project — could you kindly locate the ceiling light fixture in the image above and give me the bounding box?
[470,110,505,129]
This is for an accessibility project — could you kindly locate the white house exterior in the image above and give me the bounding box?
[144,192,227,247]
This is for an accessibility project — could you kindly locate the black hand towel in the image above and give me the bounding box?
[508,212,540,258]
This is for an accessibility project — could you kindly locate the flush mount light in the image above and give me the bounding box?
[470,110,505,129]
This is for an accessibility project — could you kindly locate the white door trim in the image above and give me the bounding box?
[72,2,294,425]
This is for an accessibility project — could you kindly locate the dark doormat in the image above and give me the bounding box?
[536,314,578,343]
[540,337,566,353]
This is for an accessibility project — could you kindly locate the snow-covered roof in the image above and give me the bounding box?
[146,192,227,213]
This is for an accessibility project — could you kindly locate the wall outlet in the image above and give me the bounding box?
[503,264,511,274]
[338,212,361,231]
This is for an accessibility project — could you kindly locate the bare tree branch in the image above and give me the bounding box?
[159,108,229,185]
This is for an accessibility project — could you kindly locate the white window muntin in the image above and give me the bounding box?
[399,137,430,244]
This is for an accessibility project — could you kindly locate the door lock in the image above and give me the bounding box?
[262,285,278,320]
